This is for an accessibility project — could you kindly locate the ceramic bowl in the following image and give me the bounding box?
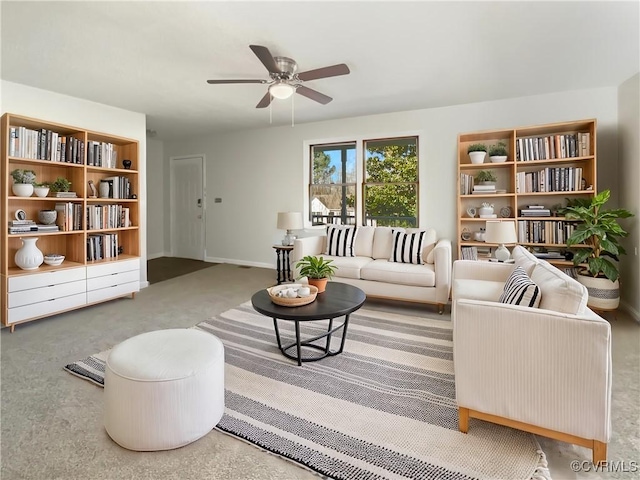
[43,254,65,266]
[34,186,50,197]
[38,209,58,225]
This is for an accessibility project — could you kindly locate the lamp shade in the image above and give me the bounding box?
[269,82,295,100]
[485,220,517,244]
[277,212,303,230]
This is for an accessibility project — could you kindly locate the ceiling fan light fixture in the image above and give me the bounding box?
[269,82,295,99]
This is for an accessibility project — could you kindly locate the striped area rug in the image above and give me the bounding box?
[64,301,550,480]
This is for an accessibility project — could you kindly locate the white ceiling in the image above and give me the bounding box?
[2,1,638,141]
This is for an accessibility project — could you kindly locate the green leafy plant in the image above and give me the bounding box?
[10,169,36,184]
[295,255,337,280]
[51,177,72,192]
[467,143,487,153]
[34,181,50,188]
[475,170,496,183]
[565,190,634,282]
[488,141,508,156]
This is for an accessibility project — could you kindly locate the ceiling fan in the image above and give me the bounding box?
[207,45,350,108]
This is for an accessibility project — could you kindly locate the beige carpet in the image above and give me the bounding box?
[1,264,638,480]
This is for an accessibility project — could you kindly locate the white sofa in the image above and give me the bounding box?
[292,226,452,313]
[452,245,612,464]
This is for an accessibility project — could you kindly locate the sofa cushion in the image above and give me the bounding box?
[389,229,426,265]
[530,260,587,314]
[361,259,435,287]
[512,245,538,276]
[324,256,372,280]
[372,227,398,259]
[353,226,375,258]
[325,225,358,257]
[407,228,437,264]
[453,279,505,303]
[499,266,542,308]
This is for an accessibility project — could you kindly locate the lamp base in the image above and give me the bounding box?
[283,232,297,246]
[494,244,511,262]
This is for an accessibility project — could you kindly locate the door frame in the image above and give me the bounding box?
[169,154,206,260]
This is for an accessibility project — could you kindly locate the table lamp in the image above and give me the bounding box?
[485,220,517,262]
[277,212,303,246]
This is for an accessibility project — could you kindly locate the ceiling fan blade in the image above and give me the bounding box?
[206,79,266,84]
[297,64,350,82]
[296,86,333,105]
[256,92,273,109]
[249,45,281,74]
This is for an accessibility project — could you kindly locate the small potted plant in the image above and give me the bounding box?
[488,141,508,163]
[565,189,634,310]
[33,182,50,198]
[475,170,497,185]
[51,177,72,193]
[10,169,36,197]
[467,144,487,164]
[295,255,337,293]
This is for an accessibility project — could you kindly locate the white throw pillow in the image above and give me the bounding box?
[499,266,542,308]
[325,225,358,257]
[389,229,426,265]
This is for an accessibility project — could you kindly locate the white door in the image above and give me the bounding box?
[170,155,205,260]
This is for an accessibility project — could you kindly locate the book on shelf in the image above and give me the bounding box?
[460,246,478,261]
[55,191,78,198]
[36,224,60,232]
[8,226,38,234]
[8,220,36,226]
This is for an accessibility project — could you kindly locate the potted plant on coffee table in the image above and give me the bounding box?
[565,189,634,310]
[295,255,337,293]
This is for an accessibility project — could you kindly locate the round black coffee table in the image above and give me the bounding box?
[251,282,366,366]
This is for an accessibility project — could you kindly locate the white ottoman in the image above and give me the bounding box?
[104,328,225,451]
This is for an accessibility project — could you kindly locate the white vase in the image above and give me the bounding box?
[12,183,34,197]
[15,237,44,270]
[99,181,110,198]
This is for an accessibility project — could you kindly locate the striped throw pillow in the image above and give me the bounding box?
[499,266,542,308]
[325,225,358,257]
[389,230,426,265]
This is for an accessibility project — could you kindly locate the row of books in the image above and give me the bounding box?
[516,132,590,161]
[460,246,478,260]
[460,173,475,195]
[55,202,83,231]
[100,176,132,199]
[515,167,585,193]
[87,233,119,261]
[517,220,577,245]
[87,205,131,230]
[87,141,118,168]
[9,126,84,164]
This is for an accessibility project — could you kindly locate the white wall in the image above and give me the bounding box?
[162,86,619,268]
[146,137,165,259]
[0,80,149,284]
[617,73,640,321]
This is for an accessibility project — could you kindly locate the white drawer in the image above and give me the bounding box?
[87,258,140,279]
[8,280,86,308]
[8,268,86,293]
[87,269,140,292]
[87,281,139,304]
[7,292,86,324]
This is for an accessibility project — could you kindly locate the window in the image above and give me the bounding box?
[307,135,419,227]
[364,137,418,227]
[309,142,356,225]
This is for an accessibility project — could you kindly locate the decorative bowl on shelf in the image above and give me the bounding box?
[267,284,318,307]
[38,209,58,225]
[43,254,65,266]
[34,186,50,197]
[489,155,508,163]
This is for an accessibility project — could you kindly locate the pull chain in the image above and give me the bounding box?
[291,93,295,127]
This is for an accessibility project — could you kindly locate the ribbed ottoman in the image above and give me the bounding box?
[104,328,225,451]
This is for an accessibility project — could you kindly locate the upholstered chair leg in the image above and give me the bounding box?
[593,441,607,465]
[458,407,469,433]
[437,303,444,314]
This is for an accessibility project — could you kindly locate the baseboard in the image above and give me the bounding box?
[619,299,640,323]
[147,251,171,260]
[205,256,273,270]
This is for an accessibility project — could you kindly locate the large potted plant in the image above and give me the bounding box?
[295,255,337,293]
[10,169,36,197]
[565,189,634,310]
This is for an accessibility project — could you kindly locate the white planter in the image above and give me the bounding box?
[490,155,508,163]
[34,186,50,197]
[479,207,494,216]
[576,273,620,310]
[468,152,486,164]
[12,183,34,197]
[15,237,44,270]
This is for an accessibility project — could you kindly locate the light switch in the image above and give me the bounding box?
[214,198,222,203]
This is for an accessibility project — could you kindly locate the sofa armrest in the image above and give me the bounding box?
[452,259,515,282]
[454,298,612,443]
[433,239,452,304]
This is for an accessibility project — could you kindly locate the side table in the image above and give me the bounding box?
[272,245,294,284]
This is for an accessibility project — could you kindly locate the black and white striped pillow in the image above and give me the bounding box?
[389,230,426,264]
[499,266,542,308]
[325,225,358,257]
